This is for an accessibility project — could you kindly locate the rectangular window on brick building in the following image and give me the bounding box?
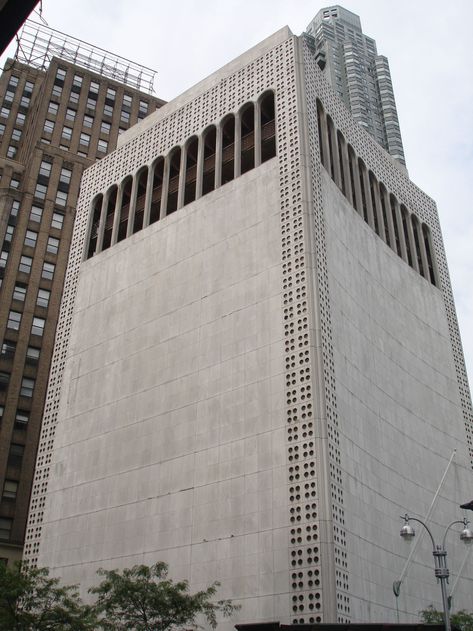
[19,255,32,274]
[2,480,18,500]
[37,288,50,307]
[8,443,24,467]
[7,311,21,330]
[31,317,45,336]
[51,212,64,230]
[0,518,13,541]
[20,377,35,398]
[15,410,29,429]
[41,262,55,280]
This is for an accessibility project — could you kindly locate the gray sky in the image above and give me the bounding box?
[3,0,472,384]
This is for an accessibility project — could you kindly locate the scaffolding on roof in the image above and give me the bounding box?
[14,20,157,94]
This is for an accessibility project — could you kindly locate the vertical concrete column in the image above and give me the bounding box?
[405,211,419,272]
[371,177,385,242]
[126,172,139,238]
[111,181,124,245]
[143,165,155,229]
[160,155,171,219]
[361,164,375,229]
[393,197,408,262]
[318,109,332,177]
[340,137,352,205]
[214,124,222,188]
[177,147,187,210]
[234,111,242,178]
[351,153,363,216]
[195,135,205,199]
[381,187,396,250]
[328,121,342,189]
[254,100,262,168]
[95,190,109,254]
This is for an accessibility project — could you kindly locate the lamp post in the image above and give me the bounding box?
[398,514,473,631]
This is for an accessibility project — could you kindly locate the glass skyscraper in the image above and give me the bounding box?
[306,5,406,165]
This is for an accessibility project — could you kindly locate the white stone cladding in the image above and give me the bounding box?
[25,26,473,626]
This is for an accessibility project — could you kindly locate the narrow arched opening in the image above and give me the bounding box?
[411,215,425,278]
[202,126,216,196]
[184,137,198,205]
[337,130,346,197]
[87,194,103,259]
[240,103,255,174]
[260,90,276,162]
[390,194,402,256]
[166,147,181,215]
[422,223,437,286]
[348,145,358,212]
[358,158,368,222]
[102,185,118,251]
[133,167,148,234]
[150,157,164,225]
[117,176,133,243]
[368,171,380,236]
[400,204,413,267]
[316,99,326,167]
[221,115,235,185]
[379,183,391,247]
[326,115,336,178]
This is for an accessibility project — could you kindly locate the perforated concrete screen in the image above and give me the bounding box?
[26,28,473,626]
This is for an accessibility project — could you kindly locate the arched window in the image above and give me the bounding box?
[87,194,103,259]
[411,215,425,277]
[316,99,326,168]
[348,145,358,213]
[422,223,437,286]
[184,137,198,205]
[260,90,276,162]
[379,183,391,247]
[337,130,346,197]
[150,157,164,225]
[326,115,336,178]
[390,194,402,256]
[400,204,413,267]
[358,158,368,222]
[368,171,380,236]
[202,126,216,196]
[221,115,235,185]
[240,103,255,175]
[117,176,133,243]
[102,185,118,251]
[133,167,148,235]
[166,147,181,215]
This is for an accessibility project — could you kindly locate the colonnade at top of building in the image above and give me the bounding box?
[316,99,438,287]
[86,90,276,259]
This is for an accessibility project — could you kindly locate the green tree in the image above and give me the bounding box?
[90,561,239,631]
[421,605,473,631]
[0,561,97,630]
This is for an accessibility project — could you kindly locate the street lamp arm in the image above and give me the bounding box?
[404,515,436,550]
[442,519,467,550]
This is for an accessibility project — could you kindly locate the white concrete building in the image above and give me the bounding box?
[25,25,473,626]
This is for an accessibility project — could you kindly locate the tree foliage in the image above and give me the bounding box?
[421,605,473,631]
[90,561,238,631]
[0,561,97,630]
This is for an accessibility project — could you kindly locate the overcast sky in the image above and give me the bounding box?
[2,0,472,384]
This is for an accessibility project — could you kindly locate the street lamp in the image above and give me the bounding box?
[398,513,473,631]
